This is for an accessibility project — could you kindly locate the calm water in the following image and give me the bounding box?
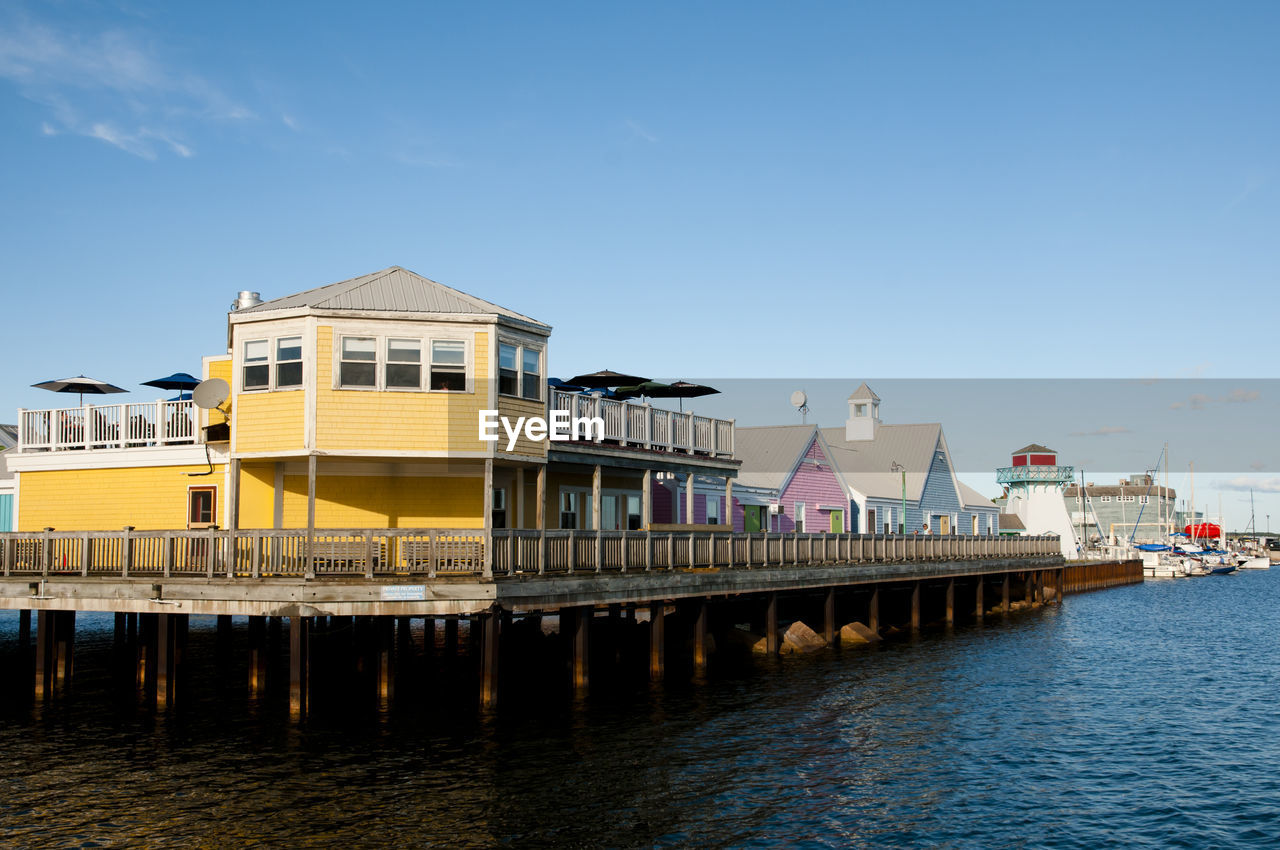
[2,571,1279,848]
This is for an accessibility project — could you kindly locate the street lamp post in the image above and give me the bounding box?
[890,461,906,534]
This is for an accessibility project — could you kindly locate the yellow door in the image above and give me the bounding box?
[938,515,950,535]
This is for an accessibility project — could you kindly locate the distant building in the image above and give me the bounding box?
[1063,474,1176,543]
[996,444,1077,557]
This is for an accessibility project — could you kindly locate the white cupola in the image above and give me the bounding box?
[846,382,880,442]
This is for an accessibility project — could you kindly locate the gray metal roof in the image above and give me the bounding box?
[731,425,819,490]
[0,424,16,450]
[1013,443,1055,455]
[999,513,1026,530]
[236,266,549,329]
[848,382,880,402]
[958,481,995,509]
[821,424,942,501]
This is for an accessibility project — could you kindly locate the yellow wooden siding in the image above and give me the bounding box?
[237,462,277,528]
[203,357,232,427]
[234,390,304,453]
[18,465,225,531]
[314,325,494,454]
[495,396,550,457]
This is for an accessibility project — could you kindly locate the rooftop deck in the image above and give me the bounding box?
[18,399,199,452]
[551,389,733,457]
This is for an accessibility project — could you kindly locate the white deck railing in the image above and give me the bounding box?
[18,400,198,452]
[549,389,734,457]
[0,528,1060,580]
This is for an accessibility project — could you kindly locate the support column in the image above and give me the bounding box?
[137,613,156,694]
[685,472,695,525]
[290,616,310,719]
[725,478,734,529]
[910,582,921,632]
[823,588,836,646]
[692,599,708,677]
[229,457,241,533]
[516,467,526,530]
[975,578,985,622]
[591,465,602,532]
[483,457,494,576]
[1056,567,1064,604]
[305,453,317,579]
[34,610,54,700]
[248,616,267,697]
[571,607,590,693]
[868,586,880,635]
[376,617,394,704]
[765,593,779,655]
[156,612,176,710]
[945,578,955,626]
[1026,571,1036,605]
[642,469,652,528]
[1001,574,1010,615]
[55,610,75,689]
[480,609,500,710]
[649,602,665,682]
[536,464,546,530]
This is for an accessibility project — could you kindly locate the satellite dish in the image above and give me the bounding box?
[192,378,230,410]
[790,390,807,409]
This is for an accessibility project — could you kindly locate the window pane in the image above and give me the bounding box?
[499,343,517,370]
[388,338,420,363]
[341,362,376,387]
[430,367,466,391]
[522,348,540,373]
[243,363,269,390]
[499,368,517,396]
[522,371,540,400]
[276,361,302,388]
[431,339,465,365]
[276,336,302,362]
[386,362,421,388]
[244,339,268,362]
[342,337,376,361]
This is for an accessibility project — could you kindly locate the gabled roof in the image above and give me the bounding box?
[821,423,941,501]
[999,513,1026,530]
[958,481,995,509]
[848,382,880,402]
[731,425,819,491]
[235,266,549,329]
[1013,443,1055,455]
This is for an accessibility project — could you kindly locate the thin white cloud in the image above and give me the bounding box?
[0,10,251,158]
[1170,388,1260,410]
[281,113,299,131]
[1070,426,1130,437]
[1218,477,1280,494]
[625,119,658,143]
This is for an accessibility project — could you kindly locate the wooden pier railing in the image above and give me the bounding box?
[0,529,1060,580]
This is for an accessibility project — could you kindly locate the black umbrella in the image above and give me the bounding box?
[649,380,720,412]
[142,372,201,401]
[614,381,671,401]
[32,375,128,407]
[566,369,650,387]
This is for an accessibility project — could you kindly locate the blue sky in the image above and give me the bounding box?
[1,1,1277,526]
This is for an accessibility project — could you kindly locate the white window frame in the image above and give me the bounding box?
[794,501,805,534]
[497,337,545,402]
[706,494,721,525]
[559,486,592,530]
[241,334,305,393]
[332,331,473,393]
[385,338,423,391]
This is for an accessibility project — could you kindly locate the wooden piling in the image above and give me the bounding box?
[248,616,267,697]
[1001,574,1010,614]
[765,593,779,655]
[649,603,665,682]
[156,612,176,710]
[823,588,836,646]
[868,586,880,635]
[480,610,500,710]
[975,577,985,622]
[571,607,590,693]
[693,599,708,677]
[34,610,53,700]
[910,582,921,632]
[945,578,955,626]
[290,616,310,719]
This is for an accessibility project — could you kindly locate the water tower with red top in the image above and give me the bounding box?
[997,443,1079,558]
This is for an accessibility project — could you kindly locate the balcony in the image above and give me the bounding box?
[18,400,199,452]
[996,465,1075,485]
[549,389,733,458]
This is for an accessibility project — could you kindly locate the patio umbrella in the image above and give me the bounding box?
[649,380,720,412]
[566,369,650,387]
[142,372,201,401]
[614,381,671,401]
[547,378,588,393]
[32,375,128,407]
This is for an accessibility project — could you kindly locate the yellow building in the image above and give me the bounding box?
[11,266,737,539]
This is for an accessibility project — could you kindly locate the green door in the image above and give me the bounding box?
[744,505,763,532]
[829,509,844,533]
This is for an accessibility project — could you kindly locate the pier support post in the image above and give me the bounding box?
[692,599,708,677]
[290,616,310,719]
[945,578,955,626]
[54,610,75,689]
[35,610,54,700]
[1001,574,1010,615]
[1026,572,1036,606]
[868,586,880,635]
[570,607,590,693]
[910,582,921,632]
[765,593,779,656]
[823,588,836,646]
[137,613,156,694]
[1056,568,1064,604]
[975,578,985,622]
[156,612,178,710]
[480,609,500,710]
[248,616,267,697]
[376,617,394,704]
[649,603,665,682]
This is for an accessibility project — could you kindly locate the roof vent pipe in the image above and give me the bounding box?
[231,291,262,311]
